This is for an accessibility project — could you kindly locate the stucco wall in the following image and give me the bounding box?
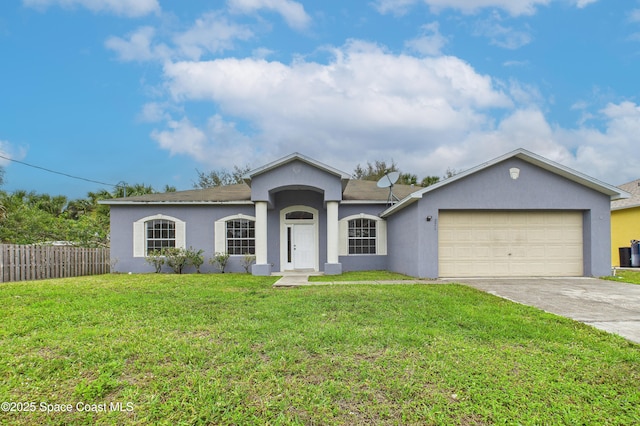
[386,203,423,277]
[389,157,612,278]
[611,207,640,266]
[110,204,255,273]
[338,203,389,272]
[110,192,392,274]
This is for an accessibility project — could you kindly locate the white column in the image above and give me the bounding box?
[326,201,339,264]
[255,201,268,265]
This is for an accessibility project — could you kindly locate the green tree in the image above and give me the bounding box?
[421,176,440,187]
[353,159,456,187]
[193,165,251,189]
[0,180,176,246]
[399,173,418,185]
[353,160,399,181]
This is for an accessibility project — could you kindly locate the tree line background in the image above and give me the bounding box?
[0,160,451,247]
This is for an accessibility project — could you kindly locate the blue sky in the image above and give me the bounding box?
[1,0,640,199]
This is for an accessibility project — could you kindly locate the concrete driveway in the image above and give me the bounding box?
[454,277,640,344]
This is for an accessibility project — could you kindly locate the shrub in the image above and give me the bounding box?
[210,252,230,273]
[240,253,256,273]
[163,247,189,274]
[186,247,205,273]
[145,250,165,273]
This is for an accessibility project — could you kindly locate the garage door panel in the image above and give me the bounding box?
[439,211,583,277]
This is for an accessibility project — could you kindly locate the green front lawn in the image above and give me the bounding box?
[1,274,638,425]
[308,270,417,282]
[604,269,640,284]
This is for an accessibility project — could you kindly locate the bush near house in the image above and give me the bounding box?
[145,247,215,274]
[210,251,230,273]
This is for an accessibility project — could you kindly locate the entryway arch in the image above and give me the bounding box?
[280,205,319,271]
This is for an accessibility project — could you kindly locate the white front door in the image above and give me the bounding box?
[293,224,315,269]
[280,206,319,271]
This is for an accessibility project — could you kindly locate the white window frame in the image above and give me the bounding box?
[214,214,257,255]
[339,214,387,256]
[133,214,186,258]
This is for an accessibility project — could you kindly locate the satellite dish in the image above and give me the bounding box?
[376,171,399,188]
[376,171,400,205]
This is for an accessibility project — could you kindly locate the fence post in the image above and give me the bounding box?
[0,244,5,283]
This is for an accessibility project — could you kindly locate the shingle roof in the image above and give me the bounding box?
[612,179,640,210]
[343,179,418,201]
[101,183,252,204]
[100,180,420,204]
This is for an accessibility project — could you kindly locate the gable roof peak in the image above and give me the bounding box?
[243,152,351,183]
[381,147,629,217]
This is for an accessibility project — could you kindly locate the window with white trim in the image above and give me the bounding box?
[214,214,257,255]
[133,214,186,258]
[146,219,176,254]
[226,218,255,255]
[338,214,387,256]
[348,218,377,254]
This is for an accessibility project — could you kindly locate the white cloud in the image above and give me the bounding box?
[405,22,448,56]
[227,0,311,30]
[173,12,254,60]
[155,40,516,172]
[503,59,529,67]
[574,0,598,8]
[629,9,640,23]
[473,12,532,49]
[105,27,170,62]
[146,38,640,185]
[23,0,159,17]
[150,117,209,159]
[372,0,417,16]
[565,102,640,182]
[106,13,253,62]
[137,102,169,123]
[373,0,551,17]
[396,101,640,186]
[150,115,258,168]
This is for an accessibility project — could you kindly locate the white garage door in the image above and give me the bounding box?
[438,211,583,277]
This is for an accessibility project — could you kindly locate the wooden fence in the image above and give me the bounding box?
[0,244,110,283]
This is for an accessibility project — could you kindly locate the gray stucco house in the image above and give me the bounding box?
[103,148,627,278]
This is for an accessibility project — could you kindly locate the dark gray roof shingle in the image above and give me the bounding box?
[102,180,420,204]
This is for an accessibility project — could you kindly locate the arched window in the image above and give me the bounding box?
[214,214,256,255]
[285,211,314,220]
[146,219,176,254]
[226,218,255,255]
[348,218,377,254]
[339,214,387,256]
[133,214,186,257]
